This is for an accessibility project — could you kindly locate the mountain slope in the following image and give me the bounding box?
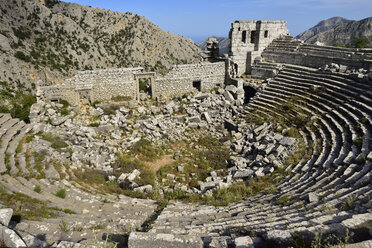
[296,16,352,42]
[297,17,372,46]
[0,0,201,88]
[198,37,230,55]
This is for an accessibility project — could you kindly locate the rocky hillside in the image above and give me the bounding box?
[296,16,352,42]
[0,0,201,89]
[297,17,372,46]
[198,37,230,55]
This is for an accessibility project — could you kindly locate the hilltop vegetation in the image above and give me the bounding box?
[0,0,201,89]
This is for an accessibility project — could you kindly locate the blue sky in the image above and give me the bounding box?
[65,0,372,43]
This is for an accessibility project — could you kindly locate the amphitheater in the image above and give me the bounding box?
[0,20,371,248]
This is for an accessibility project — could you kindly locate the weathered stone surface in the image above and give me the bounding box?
[264,230,292,246]
[233,169,254,179]
[223,91,235,102]
[207,236,234,248]
[342,213,372,229]
[235,236,254,248]
[128,232,203,248]
[188,116,201,123]
[0,226,27,248]
[55,241,84,247]
[340,240,372,248]
[0,208,13,226]
[308,192,319,203]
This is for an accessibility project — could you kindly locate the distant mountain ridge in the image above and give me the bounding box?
[198,37,230,55]
[0,0,201,88]
[296,17,352,42]
[297,16,372,46]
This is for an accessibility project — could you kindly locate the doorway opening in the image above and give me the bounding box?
[243,85,257,104]
[250,31,257,44]
[193,81,202,91]
[242,31,247,43]
[139,78,151,95]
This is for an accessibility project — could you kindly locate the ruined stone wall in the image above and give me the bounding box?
[229,20,289,76]
[75,68,143,103]
[40,84,79,104]
[154,62,226,97]
[41,68,143,105]
[41,63,227,104]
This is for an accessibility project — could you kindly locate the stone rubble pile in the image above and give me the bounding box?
[320,63,372,82]
[26,83,299,197]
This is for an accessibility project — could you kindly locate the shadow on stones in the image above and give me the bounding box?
[103,233,129,248]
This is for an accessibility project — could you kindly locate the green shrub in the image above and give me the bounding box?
[13,26,31,40]
[59,108,69,116]
[114,154,155,187]
[41,133,68,151]
[284,127,301,138]
[0,191,58,221]
[131,138,164,161]
[0,88,36,123]
[14,51,31,62]
[33,185,41,193]
[138,79,148,92]
[353,137,364,149]
[59,99,70,108]
[111,95,132,102]
[89,122,100,127]
[353,37,370,48]
[277,194,295,206]
[103,105,119,115]
[55,188,66,199]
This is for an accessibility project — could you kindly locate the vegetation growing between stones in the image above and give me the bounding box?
[0,81,36,123]
[0,184,72,221]
[292,229,353,248]
[41,133,69,151]
[55,188,67,199]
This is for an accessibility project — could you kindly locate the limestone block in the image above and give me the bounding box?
[233,169,254,179]
[0,226,27,248]
[223,91,235,102]
[0,208,13,226]
[308,192,319,203]
[201,112,212,123]
[235,236,254,248]
[264,229,292,246]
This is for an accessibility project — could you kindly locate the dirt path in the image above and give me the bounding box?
[145,154,175,173]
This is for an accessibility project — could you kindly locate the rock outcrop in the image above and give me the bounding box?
[296,16,352,42]
[297,17,372,46]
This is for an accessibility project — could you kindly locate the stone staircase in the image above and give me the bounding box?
[261,36,372,70]
[0,114,158,246]
[148,64,372,245]
[0,174,157,246]
[0,113,33,174]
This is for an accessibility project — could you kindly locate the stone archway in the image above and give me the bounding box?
[134,72,156,100]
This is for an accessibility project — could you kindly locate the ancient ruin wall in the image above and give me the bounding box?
[76,68,143,103]
[229,20,289,76]
[41,68,143,105]
[154,62,226,97]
